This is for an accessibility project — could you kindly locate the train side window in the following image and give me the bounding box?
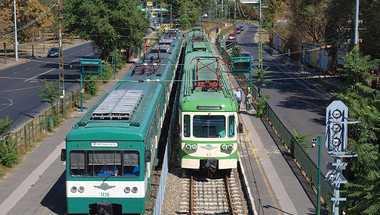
[184,115,190,137]
[123,151,140,177]
[229,115,235,137]
[69,151,85,176]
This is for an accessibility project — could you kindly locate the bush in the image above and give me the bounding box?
[102,62,113,83]
[0,139,19,168]
[84,75,98,95]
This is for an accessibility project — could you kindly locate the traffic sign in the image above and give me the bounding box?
[94,53,99,59]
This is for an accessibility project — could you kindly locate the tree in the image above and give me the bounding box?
[177,0,201,30]
[64,0,149,61]
[336,46,380,214]
[0,0,54,43]
[338,46,379,90]
[38,79,59,113]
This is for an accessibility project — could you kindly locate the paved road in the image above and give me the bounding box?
[235,22,335,173]
[0,64,131,215]
[0,42,93,131]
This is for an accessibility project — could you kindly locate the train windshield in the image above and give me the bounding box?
[193,115,226,138]
[69,150,140,177]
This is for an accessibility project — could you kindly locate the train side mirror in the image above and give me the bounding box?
[61,149,66,161]
[145,150,151,162]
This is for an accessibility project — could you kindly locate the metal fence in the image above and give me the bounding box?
[1,90,81,161]
[255,86,333,209]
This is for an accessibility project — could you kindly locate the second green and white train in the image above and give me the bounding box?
[179,27,239,172]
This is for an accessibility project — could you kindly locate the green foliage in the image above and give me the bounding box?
[64,0,149,61]
[84,75,99,96]
[232,45,242,57]
[0,116,18,168]
[292,128,313,149]
[256,94,271,118]
[102,62,113,83]
[338,46,379,90]
[0,141,19,168]
[342,173,380,215]
[38,79,59,110]
[0,115,12,136]
[177,0,201,30]
[336,45,380,213]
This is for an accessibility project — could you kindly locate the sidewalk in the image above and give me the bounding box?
[210,42,323,214]
[0,63,131,215]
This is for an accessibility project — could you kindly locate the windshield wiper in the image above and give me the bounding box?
[103,175,111,183]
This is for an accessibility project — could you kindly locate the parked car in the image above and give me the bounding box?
[227,33,237,40]
[47,47,62,57]
[239,25,244,31]
[241,51,252,58]
[235,27,242,34]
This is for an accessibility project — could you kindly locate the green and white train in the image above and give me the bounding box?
[61,29,183,214]
[179,27,239,172]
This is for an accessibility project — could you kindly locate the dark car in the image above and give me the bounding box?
[47,47,62,57]
[227,33,237,40]
[239,25,244,31]
[241,51,252,58]
[235,27,242,34]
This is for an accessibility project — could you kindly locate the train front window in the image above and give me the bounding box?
[69,150,140,177]
[193,115,226,138]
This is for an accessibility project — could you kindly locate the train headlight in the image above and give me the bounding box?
[228,144,233,151]
[124,187,131,194]
[132,187,138,193]
[221,144,227,151]
[78,186,85,193]
[185,144,191,150]
[191,144,197,150]
[70,186,77,193]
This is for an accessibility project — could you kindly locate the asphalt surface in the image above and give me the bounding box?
[0,64,132,215]
[0,42,93,132]
[234,22,338,173]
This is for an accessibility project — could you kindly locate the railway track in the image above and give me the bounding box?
[179,170,245,215]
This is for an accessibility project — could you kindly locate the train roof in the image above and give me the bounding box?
[67,32,183,140]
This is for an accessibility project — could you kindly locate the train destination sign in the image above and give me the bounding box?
[91,142,119,147]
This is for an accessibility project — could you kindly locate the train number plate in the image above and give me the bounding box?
[101,192,110,197]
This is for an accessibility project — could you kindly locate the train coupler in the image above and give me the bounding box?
[97,202,113,215]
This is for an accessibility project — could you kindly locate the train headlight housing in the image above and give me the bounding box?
[132,187,138,193]
[78,186,85,193]
[70,186,77,193]
[228,144,233,151]
[185,144,191,150]
[191,144,197,150]
[221,144,227,151]
[124,187,131,194]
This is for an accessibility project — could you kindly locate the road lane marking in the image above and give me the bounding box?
[0,141,65,215]
[24,68,55,82]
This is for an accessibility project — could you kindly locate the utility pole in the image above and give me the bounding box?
[258,0,263,98]
[219,0,223,54]
[58,0,65,117]
[13,0,18,62]
[354,0,359,45]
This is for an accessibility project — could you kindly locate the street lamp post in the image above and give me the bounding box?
[354,0,359,45]
[13,0,18,62]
